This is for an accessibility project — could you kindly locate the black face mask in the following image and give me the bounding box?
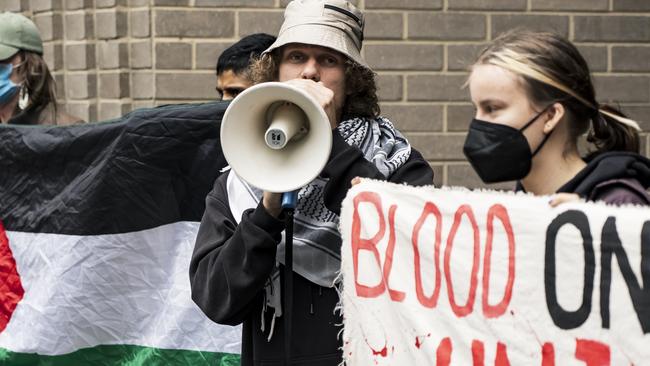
[463,108,550,183]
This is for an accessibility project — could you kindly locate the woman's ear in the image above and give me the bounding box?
[543,102,565,134]
[11,51,24,65]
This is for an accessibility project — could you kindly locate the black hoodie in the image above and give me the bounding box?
[557,151,650,205]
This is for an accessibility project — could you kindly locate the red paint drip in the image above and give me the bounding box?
[0,221,24,333]
[365,338,389,358]
[415,333,432,349]
[372,346,388,357]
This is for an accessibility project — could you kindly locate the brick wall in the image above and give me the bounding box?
[3,0,650,188]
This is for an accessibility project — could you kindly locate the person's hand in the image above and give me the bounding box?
[284,79,338,128]
[263,191,283,218]
[351,176,362,186]
[549,193,582,207]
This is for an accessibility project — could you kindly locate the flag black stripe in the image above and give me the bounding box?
[0,102,230,235]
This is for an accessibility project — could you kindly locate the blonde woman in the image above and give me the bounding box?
[0,12,82,125]
[463,30,650,205]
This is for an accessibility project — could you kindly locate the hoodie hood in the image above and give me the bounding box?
[557,151,650,198]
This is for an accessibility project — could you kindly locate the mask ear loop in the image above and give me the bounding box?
[531,129,552,157]
[1,61,26,75]
[519,105,551,132]
[520,103,556,157]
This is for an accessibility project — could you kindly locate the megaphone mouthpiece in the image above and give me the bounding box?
[264,102,308,150]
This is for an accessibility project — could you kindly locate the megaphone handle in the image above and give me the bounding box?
[281,191,297,364]
[281,191,298,210]
[283,209,294,366]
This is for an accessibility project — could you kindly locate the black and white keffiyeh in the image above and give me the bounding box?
[226,116,411,339]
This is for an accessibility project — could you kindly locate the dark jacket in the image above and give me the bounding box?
[189,130,434,366]
[557,151,650,205]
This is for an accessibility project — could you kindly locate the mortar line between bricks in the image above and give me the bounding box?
[92,4,100,122]
[151,5,157,105]
[616,103,650,106]
[607,44,612,73]
[442,44,448,72]
[61,4,68,108]
[236,9,284,13]
[369,7,443,11]
[377,71,469,75]
[576,42,650,47]
[191,41,196,70]
[151,70,229,74]
[381,101,472,106]
[486,13,491,40]
[592,72,650,76]
[154,38,242,43]
[442,104,448,133]
[365,40,488,45]
[425,10,650,16]
[442,164,448,186]
[234,10,239,37]
[152,6,277,11]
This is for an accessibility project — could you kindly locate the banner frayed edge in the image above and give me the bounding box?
[342,178,650,212]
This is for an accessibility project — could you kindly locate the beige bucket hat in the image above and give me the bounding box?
[264,0,368,68]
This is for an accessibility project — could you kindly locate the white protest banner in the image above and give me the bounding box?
[340,180,650,365]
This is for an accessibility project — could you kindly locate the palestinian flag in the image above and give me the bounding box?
[0,103,241,365]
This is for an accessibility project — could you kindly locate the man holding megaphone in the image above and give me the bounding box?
[189,1,434,365]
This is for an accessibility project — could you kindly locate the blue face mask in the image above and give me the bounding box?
[0,63,20,106]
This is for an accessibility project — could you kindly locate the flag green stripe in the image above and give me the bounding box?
[0,345,240,366]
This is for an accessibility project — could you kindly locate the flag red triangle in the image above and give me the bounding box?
[0,222,24,333]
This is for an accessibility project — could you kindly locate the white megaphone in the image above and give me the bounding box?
[220,82,333,195]
[222,82,332,365]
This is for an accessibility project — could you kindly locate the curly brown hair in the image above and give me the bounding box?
[250,47,380,120]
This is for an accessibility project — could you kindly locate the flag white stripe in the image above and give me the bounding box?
[0,222,241,356]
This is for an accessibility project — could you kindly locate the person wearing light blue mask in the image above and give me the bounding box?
[0,62,20,106]
[0,12,83,125]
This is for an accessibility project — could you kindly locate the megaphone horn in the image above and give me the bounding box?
[221,82,333,193]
